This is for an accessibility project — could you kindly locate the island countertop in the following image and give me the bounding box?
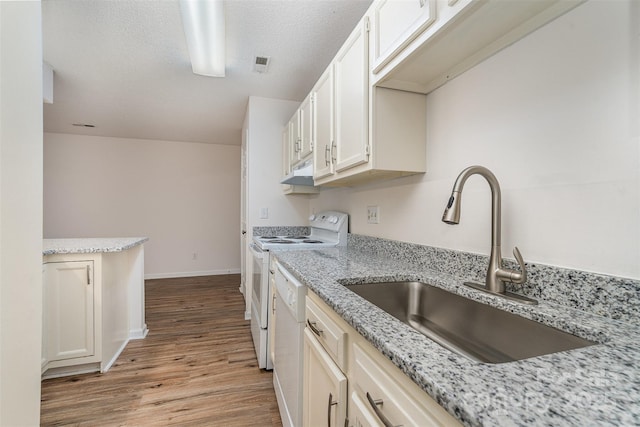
[43,237,148,255]
[273,245,640,427]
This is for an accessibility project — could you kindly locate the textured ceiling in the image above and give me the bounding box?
[42,0,372,145]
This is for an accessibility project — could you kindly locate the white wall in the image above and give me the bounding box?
[244,96,310,227]
[44,133,241,278]
[0,1,44,424]
[311,0,640,280]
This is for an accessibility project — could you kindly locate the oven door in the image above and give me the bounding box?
[249,243,270,329]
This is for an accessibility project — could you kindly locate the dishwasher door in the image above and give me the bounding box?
[273,265,305,427]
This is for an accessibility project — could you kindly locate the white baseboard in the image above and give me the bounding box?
[129,325,149,340]
[145,268,241,280]
[101,339,130,373]
[42,363,100,380]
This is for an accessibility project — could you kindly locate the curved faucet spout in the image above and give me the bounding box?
[442,166,528,298]
[442,165,501,247]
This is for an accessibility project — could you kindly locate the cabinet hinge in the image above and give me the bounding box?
[364,16,370,32]
[365,144,371,161]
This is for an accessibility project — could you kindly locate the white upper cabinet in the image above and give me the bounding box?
[312,66,335,181]
[282,125,291,178]
[290,0,584,188]
[372,0,584,93]
[333,17,370,173]
[287,110,300,169]
[313,14,428,187]
[286,93,314,170]
[370,0,436,73]
[298,93,314,160]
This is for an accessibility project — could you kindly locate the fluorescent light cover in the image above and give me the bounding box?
[180,0,225,77]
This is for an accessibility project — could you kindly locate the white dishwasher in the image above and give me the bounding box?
[273,263,306,427]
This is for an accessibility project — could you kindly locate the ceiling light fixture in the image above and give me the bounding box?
[179,0,226,77]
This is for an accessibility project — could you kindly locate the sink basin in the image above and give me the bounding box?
[345,281,596,364]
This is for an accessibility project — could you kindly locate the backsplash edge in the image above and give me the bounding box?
[347,234,640,323]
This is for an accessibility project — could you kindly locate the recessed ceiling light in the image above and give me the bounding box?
[72,123,96,128]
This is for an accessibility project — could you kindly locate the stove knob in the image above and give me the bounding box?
[309,214,316,221]
[329,215,338,224]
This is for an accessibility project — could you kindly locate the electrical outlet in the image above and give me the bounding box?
[367,206,380,224]
[259,207,269,219]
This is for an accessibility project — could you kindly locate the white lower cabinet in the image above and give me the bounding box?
[42,244,147,379]
[303,329,348,427]
[303,290,461,427]
[43,260,97,364]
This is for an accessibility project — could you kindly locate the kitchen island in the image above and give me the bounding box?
[274,235,640,426]
[42,237,148,378]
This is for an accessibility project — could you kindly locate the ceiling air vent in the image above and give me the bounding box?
[254,56,271,73]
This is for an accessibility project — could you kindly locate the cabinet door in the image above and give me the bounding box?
[371,0,436,73]
[44,261,95,362]
[303,329,347,427]
[299,93,314,160]
[313,66,335,180]
[289,111,301,168]
[282,126,291,178]
[334,17,369,173]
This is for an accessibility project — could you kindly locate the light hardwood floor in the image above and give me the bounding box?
[40,274,282,426]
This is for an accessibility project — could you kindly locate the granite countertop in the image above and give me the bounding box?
[273,246,640,427]
[43,237,149,255]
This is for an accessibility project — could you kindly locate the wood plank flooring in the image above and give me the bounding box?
[40,274,282,426]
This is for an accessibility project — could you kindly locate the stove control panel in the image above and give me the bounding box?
[309,211,348,232]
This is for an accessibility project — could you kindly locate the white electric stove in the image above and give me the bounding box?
[248,211,348,370]
[253,211,349,250]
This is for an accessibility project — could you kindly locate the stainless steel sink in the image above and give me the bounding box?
[345,281,596,364]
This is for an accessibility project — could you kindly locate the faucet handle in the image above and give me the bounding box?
[510,246,527,284]
[498,246,528,284]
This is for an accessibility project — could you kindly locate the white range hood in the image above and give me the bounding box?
[281,160,314,186]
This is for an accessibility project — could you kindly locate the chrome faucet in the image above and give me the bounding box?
[442,166,536,304]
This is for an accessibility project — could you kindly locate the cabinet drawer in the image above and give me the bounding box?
[305,296,347,370]
[350,391,384,427]
[353,342,458,427]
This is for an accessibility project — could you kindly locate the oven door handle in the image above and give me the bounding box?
[249,243,265,259]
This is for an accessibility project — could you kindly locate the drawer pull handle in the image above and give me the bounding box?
[272,293,277,315]
[307,319,323,336]
[327,392,338,427]
[366,392,402,427]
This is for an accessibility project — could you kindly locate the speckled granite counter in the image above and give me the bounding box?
[43,237,148,255]
[273,238,640,427]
